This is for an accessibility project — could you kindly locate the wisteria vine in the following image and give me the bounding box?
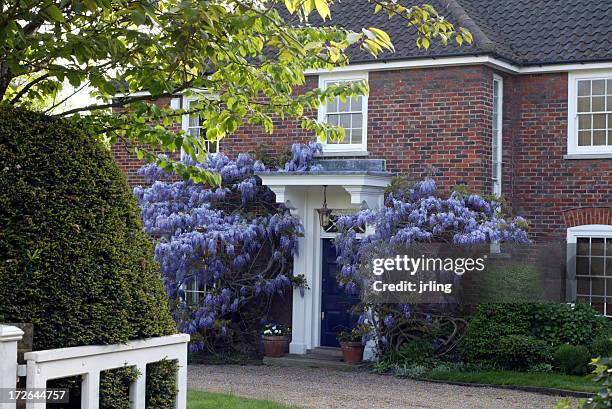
[333,178,531,352]
[135,143,322,353]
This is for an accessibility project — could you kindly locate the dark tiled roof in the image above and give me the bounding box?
[306,0,612,66]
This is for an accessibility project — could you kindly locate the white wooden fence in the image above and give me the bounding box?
[0,325,189,409]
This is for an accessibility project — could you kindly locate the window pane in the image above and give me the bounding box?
[578,97,590,112]
[188,127,200,137]
[189,114,199,127]
[592,298,605,314]
[608,238,612,256]
[607,260,612,276]
[593,114,606,129]
[577,277,590,294]
[593,96,606,112]
[578,130,591,146]
[327,114,339,125]
[351,114,363,130]
[578,80,591,96]
[593,130,606,145]
[593,80,606,95]
[609,130,612,145]
[338,98,349,112]
[593,258,605,275]
[330,98,340,113]
[576,256,589,275]
[593,238,605,256]
[339,114,351,128]
[578,237,590,255]
[608,79,612,94]
[352,128,362,144]
[350,96,363,111]
[339,129,350,144]
[593,278,606,295]
[578,114,591,130]
[608,96,612,111]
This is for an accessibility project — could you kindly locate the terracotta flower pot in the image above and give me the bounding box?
[262,335,290,357]
[340,341,364,364]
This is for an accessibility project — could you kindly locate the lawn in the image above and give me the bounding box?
[424,370,598,393]
[188,390,296,409]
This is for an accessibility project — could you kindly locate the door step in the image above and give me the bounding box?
[307,346,343,358]
[263,348,367,372]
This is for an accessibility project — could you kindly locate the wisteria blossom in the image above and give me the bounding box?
[334,178,530,354]
[135,144,319,352]
[334,178,530,293]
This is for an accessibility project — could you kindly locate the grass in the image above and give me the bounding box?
[424,370,598,393]
[188,390,297,409]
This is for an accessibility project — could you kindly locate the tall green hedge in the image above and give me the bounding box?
[0,106,177,407]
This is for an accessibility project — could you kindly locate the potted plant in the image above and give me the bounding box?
[261,323,291,357]
[337,325,368,364]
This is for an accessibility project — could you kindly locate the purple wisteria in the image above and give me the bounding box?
[334,179,530,293]
[135,144,319,352]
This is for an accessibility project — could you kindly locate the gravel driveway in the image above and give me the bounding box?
[188,365,568,409]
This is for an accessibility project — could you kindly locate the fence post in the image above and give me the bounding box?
[176,343,188,409]
[129,364,146,409]
[0,325,24,409]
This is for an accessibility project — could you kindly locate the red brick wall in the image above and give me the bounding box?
[224,66,496,194]
[111,96,181,186]
[503,73,612,241]
[111,67,612,243]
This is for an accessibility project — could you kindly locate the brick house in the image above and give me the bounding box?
[113,0,612,355]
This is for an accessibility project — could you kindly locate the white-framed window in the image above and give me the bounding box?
[567,71,612,155]
[181,277,205,306]
[492,75,503,196]
[567,224,612,316]
[181,96,219,157]
[318,72,368,153]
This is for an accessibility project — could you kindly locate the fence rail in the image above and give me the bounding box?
[0,325,189,409]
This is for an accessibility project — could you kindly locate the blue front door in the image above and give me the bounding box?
[320,238,360,347]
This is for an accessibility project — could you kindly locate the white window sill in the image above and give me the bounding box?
[317,150,369,158]
[564,153,612,160]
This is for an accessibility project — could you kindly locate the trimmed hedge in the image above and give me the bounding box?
[0,107,177,408]
[462,303,610,369]
[553,344,591,376]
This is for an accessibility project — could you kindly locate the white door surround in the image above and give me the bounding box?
[257,172,392,354]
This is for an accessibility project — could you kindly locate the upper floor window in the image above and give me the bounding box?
[568,71,612,155]
[181,96,219,157]
[318,72,368,154]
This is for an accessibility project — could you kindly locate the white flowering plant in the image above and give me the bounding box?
[262,323,291,337]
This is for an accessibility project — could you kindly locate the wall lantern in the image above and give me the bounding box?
[316,185,332,229]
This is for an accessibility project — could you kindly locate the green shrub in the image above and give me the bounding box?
[462,303,610,369]
[395,340,434,364]
[531,303,610,347]
[554,344,592,376]
[461,303,533,364]
[0,107,177,408]
[378,339,434,369]
[495,335,551,371]
[591,332,612,358]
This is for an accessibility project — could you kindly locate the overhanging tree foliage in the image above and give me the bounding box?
[0,0,471,183]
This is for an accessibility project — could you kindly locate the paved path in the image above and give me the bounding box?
[188,365,569,409]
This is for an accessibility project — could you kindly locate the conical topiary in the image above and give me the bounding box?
[0,106,177,408]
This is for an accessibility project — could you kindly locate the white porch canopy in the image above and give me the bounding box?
[256,167,393,356]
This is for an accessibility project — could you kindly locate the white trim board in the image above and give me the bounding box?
[305,57,612,76]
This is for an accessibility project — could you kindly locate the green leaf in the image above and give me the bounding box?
[314,0,331,20]
[42,4,65,22]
